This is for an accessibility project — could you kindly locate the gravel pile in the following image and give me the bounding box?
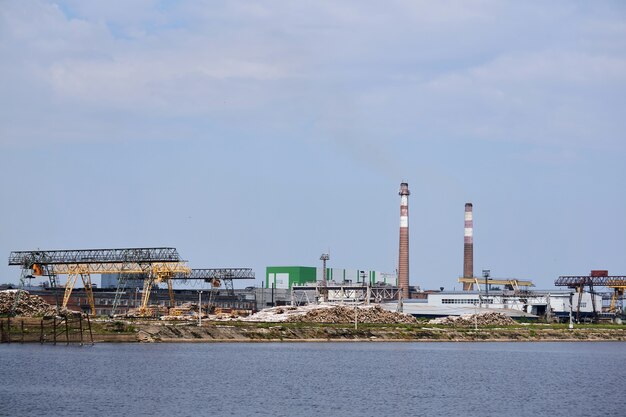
[429,311,517,327]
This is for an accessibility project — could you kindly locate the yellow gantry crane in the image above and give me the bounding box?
[8,248,190,316]
[457,277,534,292]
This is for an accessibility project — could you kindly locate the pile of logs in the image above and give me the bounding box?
[429,311,517,327]
[0,290,75,317]
[124,306,169,318]
[287,305,417,324]
[242,305,311,322]
[243,304,417,324]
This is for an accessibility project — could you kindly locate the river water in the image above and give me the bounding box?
[1,342,624,417]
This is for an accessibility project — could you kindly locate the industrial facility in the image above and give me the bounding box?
[4,248,256,317]
[2,182,624,323]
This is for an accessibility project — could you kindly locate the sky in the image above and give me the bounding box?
[0,0,625,291]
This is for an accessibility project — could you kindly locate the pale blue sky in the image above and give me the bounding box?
[1,0,625,289]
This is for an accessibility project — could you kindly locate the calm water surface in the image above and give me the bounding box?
[1,342,624,417]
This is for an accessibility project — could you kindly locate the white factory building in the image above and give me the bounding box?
[383,290,603,321]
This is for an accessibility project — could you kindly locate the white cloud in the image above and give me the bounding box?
[0,0,625,151]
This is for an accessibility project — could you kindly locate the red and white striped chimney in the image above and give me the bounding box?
[463,202,474,290]
[398,183,410,298]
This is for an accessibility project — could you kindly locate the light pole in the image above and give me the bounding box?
[198,290,203,327]
[474,302,478,330]
[482,269,490,307]
[568,292,574,330]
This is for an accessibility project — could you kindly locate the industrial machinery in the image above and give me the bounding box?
[457,277,534,292]
[8,248,190,316]
[555,270,626,320]
[108,267,256,315]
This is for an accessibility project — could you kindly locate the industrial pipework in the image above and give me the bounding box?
[398,183,410,298]
[463,203,474,291]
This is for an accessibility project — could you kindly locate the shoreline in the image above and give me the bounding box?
[3,318,625,344]
[107,321,626,343]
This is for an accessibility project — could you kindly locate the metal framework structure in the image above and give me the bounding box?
[109,268,255,315]
[292,284,400,305]
[9,248,180,266]
[555,275,626,317]
[318,253,330,302]
[173,268,255,295]
[457,277,534,292]
[8,248,189,316]
[174,268,255,282]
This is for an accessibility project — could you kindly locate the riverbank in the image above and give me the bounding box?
[3,318,625,343]
[97,320,626,343]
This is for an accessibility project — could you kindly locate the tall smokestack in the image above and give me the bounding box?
[463,202,474,291]
[398,183,410,298]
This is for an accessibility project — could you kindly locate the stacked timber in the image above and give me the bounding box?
[429,311,516,327]
[0,290,76,317]
[124,306,169,318]
[287,305,417,324]
[244,304,417,324]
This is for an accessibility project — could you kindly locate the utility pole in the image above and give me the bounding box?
[569,292,574,330]
[198,290,203,327]
[474,302,478,330]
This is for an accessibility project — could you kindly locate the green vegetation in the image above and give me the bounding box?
[89,320,136,334]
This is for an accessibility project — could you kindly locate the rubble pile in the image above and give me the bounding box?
[0,290,76,317]
[243,304,417,324]
[429,311,517,327]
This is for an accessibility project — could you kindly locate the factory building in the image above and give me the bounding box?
[266,266,397,289]
[100,273,146,289]
[382,290,603,321]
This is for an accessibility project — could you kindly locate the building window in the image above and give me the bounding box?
[441,298,483,305]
